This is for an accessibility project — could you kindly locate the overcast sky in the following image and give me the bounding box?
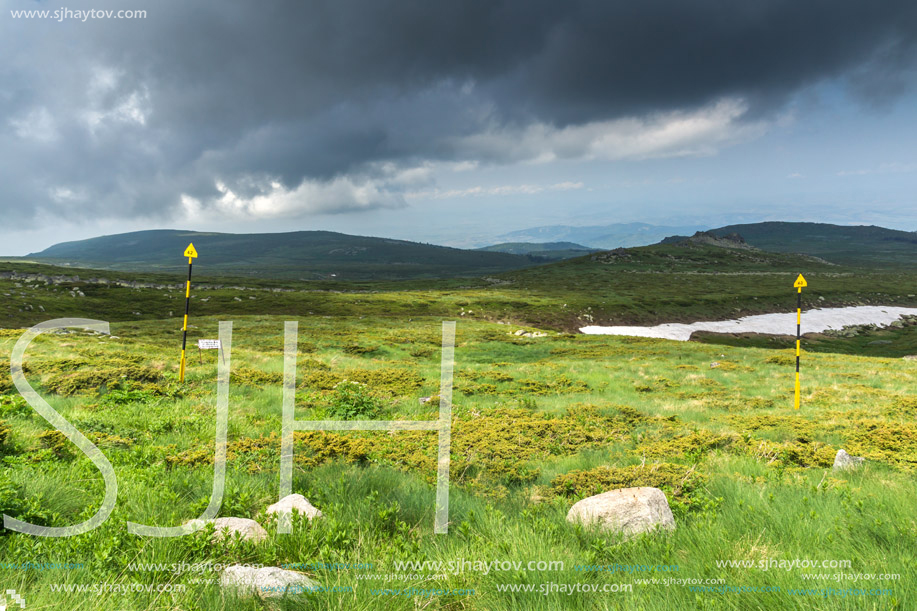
[3,0,917,254]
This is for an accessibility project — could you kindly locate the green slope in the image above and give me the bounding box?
[476,241,600,260]
[25,229,542,281]
[492,240,917,329]
[707,221,917,266]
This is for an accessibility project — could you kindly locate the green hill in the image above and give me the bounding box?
[476,241,600,260]
[661,222,917,266]
[25,229,542,281]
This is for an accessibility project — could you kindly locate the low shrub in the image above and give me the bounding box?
[327,381,381,420]
[44,366,162,396]
[232,367,284,387]
[38,430,73,459]
[551,462,706,507]
[344,367,424,395]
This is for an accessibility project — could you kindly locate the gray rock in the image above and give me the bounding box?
[833,449,865,471]
[903,355,917,361]
[566,487,675,540]
[266,494,323,521]
[867,340,893,345]
[221,565,320,598]
[211,517,268,543]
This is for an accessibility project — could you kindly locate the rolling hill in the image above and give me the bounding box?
[663,222,916,266]
[476,241,600,260]
[25,229,543,281]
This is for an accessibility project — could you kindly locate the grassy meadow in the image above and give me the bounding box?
[0,249,915,610]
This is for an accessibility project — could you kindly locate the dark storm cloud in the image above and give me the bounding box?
[3,0,917,223]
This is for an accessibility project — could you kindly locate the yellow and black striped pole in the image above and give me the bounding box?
[179,243,198,382]
[793,273,807,409]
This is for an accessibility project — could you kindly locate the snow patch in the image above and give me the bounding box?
[580,306,917,341]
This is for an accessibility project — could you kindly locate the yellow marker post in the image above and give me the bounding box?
[793,273,807,409]
[179,243,198,382]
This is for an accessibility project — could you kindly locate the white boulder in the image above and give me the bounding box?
[211,517,268,543]
[566,487,675,540]
[266,494,323,522]
[833,449,865,471]
[221,565,320,598]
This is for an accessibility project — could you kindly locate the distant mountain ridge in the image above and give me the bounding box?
[495,222,709,249]
[26,229,542,281]
[476,241,600,261]
[23,221,915,282]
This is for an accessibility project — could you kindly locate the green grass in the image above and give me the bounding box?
[1,311,915,610]
[0,242,914,609]
[693,323,917,359]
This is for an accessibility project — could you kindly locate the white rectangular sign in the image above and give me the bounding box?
[198,339,221,350]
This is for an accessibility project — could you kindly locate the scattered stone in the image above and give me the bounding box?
[513,329,526,336]
[903,355,917,361]
[234,297,242,301]
[221,565,320,598]
[266,494,322,522]
[566,487,675,540]
[210,517,268,543]
[833,449,865,471]
[867,340,893,345]
[710,362,720,368]
[38,305,45,312]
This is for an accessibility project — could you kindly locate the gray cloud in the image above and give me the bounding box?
[3,0,917,224]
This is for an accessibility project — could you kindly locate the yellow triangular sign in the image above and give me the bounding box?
[794,274,807,288]
[183,243,198,259]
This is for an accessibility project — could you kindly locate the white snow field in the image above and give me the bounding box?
[580,306,917,341]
